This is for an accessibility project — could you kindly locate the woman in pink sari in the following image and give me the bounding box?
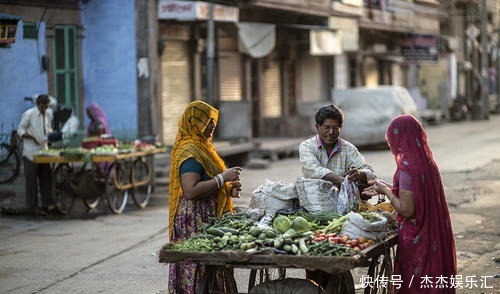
[86,103,110,136]
[363,114,457,293]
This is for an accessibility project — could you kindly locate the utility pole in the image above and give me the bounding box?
[480,0,490,119]
[206,3,215,105]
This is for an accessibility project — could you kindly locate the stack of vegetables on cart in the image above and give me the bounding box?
[37,135,160,158]
[164,206,396,258]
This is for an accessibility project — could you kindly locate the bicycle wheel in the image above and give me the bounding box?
[131,157,152,208]
[53,163,74,214]
[0,143,21,184]
[105,162,128,214]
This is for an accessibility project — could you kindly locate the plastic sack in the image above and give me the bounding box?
[260,179,298,200]
[249,181,296,216]
[63,169,101,200]
[336,177,360,215]
[340,212,388,241]
[295,176,339,212]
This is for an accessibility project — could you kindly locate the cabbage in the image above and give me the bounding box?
[273,215,292,234]
[291,216,312,233]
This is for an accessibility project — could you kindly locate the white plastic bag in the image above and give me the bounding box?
[340,212,388,241]
[336,177,361,215]
[295,176,339,212]
[260,179,298,200]
[249,181,295,216]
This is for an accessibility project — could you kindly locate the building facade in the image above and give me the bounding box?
[1,0,499,145]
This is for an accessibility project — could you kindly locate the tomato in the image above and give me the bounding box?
[352,246,361,252]
[350,239,359,247]
[341,235,350,243]
[358,244,366,250]
[358,236,368,243]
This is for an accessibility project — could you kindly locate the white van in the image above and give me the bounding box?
[332,86,420,147]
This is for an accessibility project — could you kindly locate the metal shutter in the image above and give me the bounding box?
[160,40,191,145]
[263,61,281,118]
[219,50,242,101]
[299,56,323,103]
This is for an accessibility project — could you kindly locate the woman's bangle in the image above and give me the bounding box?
[217,174,225,187]
[388,194,395,202]
[214,176,221,189]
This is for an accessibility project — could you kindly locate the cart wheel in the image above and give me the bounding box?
[365,250,393,294]
[197,266,238,294]
[105,162,128,214]
[53,163,74,214]
[325,271,355,294]
[131,158,151,208]
[248,267,286,292]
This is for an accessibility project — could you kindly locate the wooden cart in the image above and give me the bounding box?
[34,148,165,215]
[159,233,398,294]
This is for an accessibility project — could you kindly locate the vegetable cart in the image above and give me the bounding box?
[159,233,398,293]
[33,148,165,215]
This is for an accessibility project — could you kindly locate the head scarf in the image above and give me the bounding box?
[86,103,110,136]
[168,101,233,238]
[386,114,456,291]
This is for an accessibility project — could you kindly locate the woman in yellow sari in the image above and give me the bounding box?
[168,101,242,293]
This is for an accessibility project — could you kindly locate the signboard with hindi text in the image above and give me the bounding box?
[400,34,439,62]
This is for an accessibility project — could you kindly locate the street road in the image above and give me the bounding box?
[1,115,500,293]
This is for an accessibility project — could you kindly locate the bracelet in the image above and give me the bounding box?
[214,175,221,189]
[217,174,225,187]
[388,194,395,202]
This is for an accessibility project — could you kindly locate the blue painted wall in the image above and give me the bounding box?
[0,21,48,133]
[81,0,138,139]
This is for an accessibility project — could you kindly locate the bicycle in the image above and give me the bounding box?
[0,127,22,184]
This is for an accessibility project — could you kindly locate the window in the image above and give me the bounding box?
[23,22,38,39]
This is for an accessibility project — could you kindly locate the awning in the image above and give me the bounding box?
[0,13,22,22]
[237,22,275,58]
[329,16,359,51]
[279,24,342,56]
[309,30,343,56]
